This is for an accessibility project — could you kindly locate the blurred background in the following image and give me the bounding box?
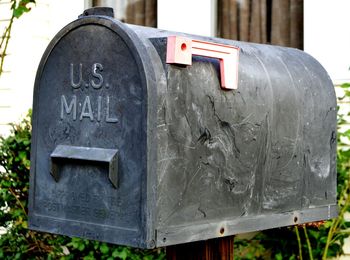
[0,0,349,136]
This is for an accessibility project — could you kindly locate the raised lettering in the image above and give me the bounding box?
[80,96,94,121]
[61,95,77,120]
[97,96,102,122]
[70,63,83,88]
[106,96,118,123]
[91,63,103,89]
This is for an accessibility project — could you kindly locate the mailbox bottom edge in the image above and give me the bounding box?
[156,204,338,247]
[28,213,145,248]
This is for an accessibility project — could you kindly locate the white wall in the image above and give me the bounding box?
[158,0,217,37]
[304,0,350,84]
[0,0,84,136]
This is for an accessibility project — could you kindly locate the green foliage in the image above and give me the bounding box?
[64,238,164,260]
[0,111,165,259]
[0,111,63,259]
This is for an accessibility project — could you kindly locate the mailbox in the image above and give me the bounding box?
[29,8,337,248]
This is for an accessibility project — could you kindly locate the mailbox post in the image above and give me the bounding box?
[29,7,337,253]
[166,236,234,259]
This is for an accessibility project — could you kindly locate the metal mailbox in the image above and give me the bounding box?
[29,8,337,248]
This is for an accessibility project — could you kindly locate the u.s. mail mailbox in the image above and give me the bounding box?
[29,7,337,248]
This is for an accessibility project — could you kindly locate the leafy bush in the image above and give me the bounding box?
[0,111,64,259]
[0,111,164,259]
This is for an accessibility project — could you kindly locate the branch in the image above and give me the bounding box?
[303,226,314,260]
[294,226,303,260]
[8,186,27,216]
[0,16,14,75]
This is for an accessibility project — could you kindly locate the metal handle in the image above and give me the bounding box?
[50,145,119,188]
[166,36,240,90]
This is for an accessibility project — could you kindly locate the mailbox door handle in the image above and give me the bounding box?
[166,36,240,90]
[50,145,119,188]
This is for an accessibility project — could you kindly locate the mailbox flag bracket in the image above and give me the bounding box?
[166,35,240,90]
[50,145,119,188]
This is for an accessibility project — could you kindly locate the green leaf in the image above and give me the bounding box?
[99,243,109,254]
[12,0,36,18]
[21,220,27,228]
[340,82,350,88]
[275,252,283,260]
[78,242,85,251]
[113,248,128,259]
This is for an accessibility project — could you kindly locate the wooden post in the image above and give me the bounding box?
[166,236,234,260]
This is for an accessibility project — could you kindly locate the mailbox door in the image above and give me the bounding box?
[29,17,156,248]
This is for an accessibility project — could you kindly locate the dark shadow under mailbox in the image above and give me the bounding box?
[29,8,337,248]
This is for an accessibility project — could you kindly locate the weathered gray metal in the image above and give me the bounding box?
[28,7,337,248]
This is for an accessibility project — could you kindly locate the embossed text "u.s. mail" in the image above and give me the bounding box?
[60,63,118,123]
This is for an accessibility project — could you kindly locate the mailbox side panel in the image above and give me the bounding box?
[144,32,337,246]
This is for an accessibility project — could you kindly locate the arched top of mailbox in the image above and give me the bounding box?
[33,16,155,101]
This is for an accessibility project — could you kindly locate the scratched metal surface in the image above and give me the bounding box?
[29,10,337,249]
[153,38,337,228]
